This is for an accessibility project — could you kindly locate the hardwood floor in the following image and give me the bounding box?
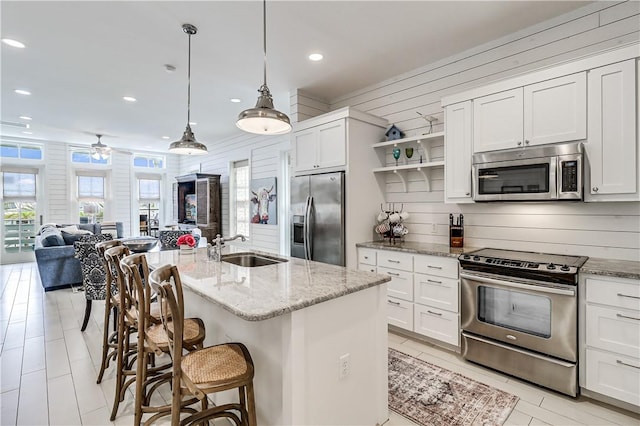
[1,261,639,425]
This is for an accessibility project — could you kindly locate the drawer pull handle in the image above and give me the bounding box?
[427,279,442,284]
[427,310,442,316]
[427,265,442,269]
[617,313,640,321]
[617,293,640,300]
[387,300,401,306]
[616,360,640,370]
[387,272,400,277]
[387,259,401,264]
[364,256,369,259]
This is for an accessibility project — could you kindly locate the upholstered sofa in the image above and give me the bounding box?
[34,223,123,291]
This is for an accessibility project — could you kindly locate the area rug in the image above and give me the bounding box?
[388,348,519,426]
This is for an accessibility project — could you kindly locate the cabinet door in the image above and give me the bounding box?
[444,101,474,203]
[586,60,638,200]
[293,127,317,173]
[414,273,459,313]
[172,182,178,223]
[585,348,640,407]
[586,304,640,359]
[358,248,377,266]
[358,263,376,273]
[523,73,586,146]
[387,297,414,331]
[316,120,346,169]
[196,178,210,225]
[377,266,413,302]
[473,88,523,152]
[414,304,459,346]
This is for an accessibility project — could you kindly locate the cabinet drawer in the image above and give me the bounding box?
[586,277,640,311]
[378,266,413,302]
[387,297,413,331]
[413,305,459,347]
[414,255,458,279]
[414,273,459,313]
[585,348,640,407]
[358,248,377,266]
[357,263,376,274]
[586,304,640,358]
[377,251,413,272]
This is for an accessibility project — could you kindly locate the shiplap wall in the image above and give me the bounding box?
[178,132,289,255]
[37,140,180,239]
[331,1,640,261]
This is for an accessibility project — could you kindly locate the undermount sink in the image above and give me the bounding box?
[221,252,288,267]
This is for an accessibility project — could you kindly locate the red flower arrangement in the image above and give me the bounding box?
[176,234,197,248]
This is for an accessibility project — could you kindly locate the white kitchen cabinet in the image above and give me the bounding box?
[444,101,473,203]
[585,59,638,201]
[473,88,523,152]
[473,73,586,153]
[293,119,346,173]
[414,304,459,347]
[581,274,640,408]
[523,73,586,146]
[358,247,460,348]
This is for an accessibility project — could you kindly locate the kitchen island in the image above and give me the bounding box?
[145,248,390,426]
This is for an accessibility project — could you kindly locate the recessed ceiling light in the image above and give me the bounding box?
[308,53,323,61]
[189,121,197,126]
[22,131,33,135]
[15,89,31,95]
[161,136,170,140]
[2,38,26,48]
[123,96,137,102]
[230,98,241,103]
[19,115,32,121]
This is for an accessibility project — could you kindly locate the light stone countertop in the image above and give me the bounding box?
[581,257,640,280]
[145,247,390,322]
[356,240,481,258]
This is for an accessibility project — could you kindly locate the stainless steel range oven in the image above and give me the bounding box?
[459,249,588,396]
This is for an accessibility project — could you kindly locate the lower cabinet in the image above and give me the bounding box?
[581,274,640,408]
[358,247,460,348]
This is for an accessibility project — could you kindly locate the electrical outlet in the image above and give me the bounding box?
[430,223,438,234]
[339,353,350,379]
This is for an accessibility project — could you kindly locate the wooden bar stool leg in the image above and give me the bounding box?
[96,295,113,383]
[110,312,126,421]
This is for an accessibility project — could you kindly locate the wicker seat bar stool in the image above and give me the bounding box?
[95,239,124,384]
[149,264,256,426]
[120,253,206,426]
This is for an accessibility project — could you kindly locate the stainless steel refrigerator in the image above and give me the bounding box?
[290,172,345,266]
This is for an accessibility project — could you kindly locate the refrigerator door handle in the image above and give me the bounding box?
[303,196,311,260]
[306,196,314,260]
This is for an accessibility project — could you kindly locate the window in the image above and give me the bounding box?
[78,174,105,223]
[71,149,109,165]
[1,170,38,254]
[0,143,43,160]
[138,177,161,236]
[133,154,164,169]
[230,160,250,238]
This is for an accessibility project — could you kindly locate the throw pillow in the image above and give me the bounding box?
[61,230,92,245]
[40,227,65,247]
[100,222,118,238]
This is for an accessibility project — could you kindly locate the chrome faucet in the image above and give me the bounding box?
[208,234,247,262]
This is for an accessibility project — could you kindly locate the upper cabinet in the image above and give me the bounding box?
[585,59,638,202]
[444,101,473,203]
[293,119,346,174]
[473,73,586,153]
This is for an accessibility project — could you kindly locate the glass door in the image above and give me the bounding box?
[1,171,40,264]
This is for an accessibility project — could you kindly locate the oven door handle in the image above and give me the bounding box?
[461,272,576,296]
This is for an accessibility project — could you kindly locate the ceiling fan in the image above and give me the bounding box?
[91,134,111,160]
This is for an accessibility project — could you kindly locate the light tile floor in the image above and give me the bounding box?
[1,262,639,425]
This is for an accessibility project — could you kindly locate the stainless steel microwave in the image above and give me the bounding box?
[472,142,583,201]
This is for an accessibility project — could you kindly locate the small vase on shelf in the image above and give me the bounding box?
[392,148,401,166]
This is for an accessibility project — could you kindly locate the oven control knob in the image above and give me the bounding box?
[463,254,470,260]
[560,265,570,272]
[547,263,556,270]
[473,256,481,261]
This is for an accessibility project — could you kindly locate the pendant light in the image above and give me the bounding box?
[169,24,208,155]
[91,134,111,160]
[236,0,291,135]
